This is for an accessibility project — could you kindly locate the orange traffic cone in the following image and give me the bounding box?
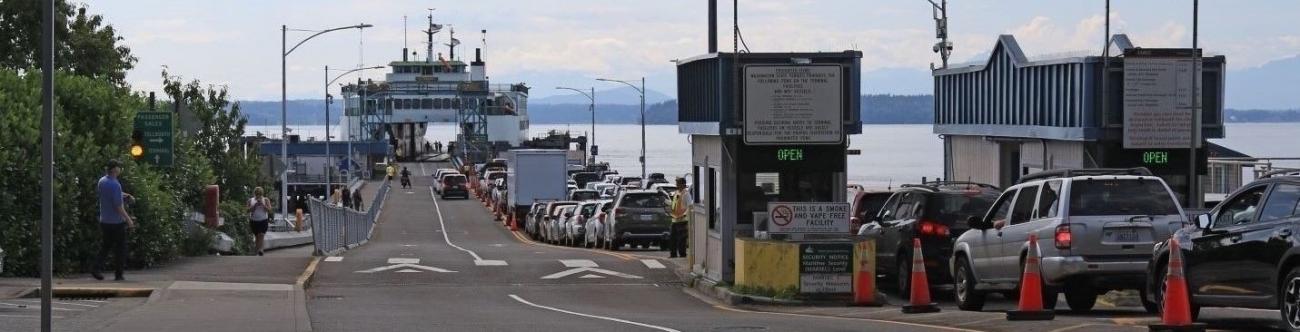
[901,238,940,314]
[508,213,519,231]
[1149,238,1206,331]
[852,240,881,306]
[1006,234,1055,320]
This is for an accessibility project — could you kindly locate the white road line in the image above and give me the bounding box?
[640,259,666,269]
[429,187,507,266]
[419,163,427,176]
[560,259,599,268]
[324,256,344,262]
[0,302,82,311]
[508,294,681,332]
[10,299,98,308]
[0,314,64,319]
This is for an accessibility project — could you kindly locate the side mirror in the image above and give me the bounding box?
[1195,214,1212,230]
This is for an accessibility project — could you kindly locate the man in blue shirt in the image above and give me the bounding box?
[93,160,134,281]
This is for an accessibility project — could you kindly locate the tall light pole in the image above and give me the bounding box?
[555,86,596,165]
[596,77,646,180]
[39,0,54,329]
[325,65,383,196]
[282,23,370,221]
[1187,0,1201,208]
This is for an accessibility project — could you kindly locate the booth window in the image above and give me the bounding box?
[708,167,717,230]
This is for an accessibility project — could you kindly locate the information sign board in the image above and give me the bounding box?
[743,65,843,145]
[134,111,174,167]
[800,243,853,294]
[1123,50,1202,149]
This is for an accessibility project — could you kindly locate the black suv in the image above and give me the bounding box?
[858,181,1000,296]
[1145,174,1300,329]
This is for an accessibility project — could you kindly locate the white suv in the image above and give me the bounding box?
[950,168,1186,313]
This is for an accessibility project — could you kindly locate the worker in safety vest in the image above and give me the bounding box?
[668,177,691,258]
[386,163,397,182]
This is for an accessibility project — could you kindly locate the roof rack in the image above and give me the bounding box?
[1260,168,1300,179]
[900,181,1000,192]
[1016,167,1153,184]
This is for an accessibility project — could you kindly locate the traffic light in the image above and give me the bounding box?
[130,129,144,160]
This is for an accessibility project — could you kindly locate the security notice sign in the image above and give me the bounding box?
[800,243,853,294]
[1123,49,1201,149]
[744,65,843,145]
[767,202,850,234]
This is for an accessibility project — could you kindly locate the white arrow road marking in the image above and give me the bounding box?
[578,274,605,279]
[356,263,456,273]
[640,259,666,269]
[396,269,421,273]
[560,259,599,268]
[430,187,509,267]
[508,295,681,332]
[324,256,344,262]
[387,258,420,264]
[542,267,643,279]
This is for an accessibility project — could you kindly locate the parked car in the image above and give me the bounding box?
[1143,174,1300,325]
[535,201,577,241]
[584,200,615,248]
[646,173,668,188]
[592,183,618,197]
[951,168,1184,312]
[602,174,622,184]
[618,176,643,187]
[547,205,579,244]
[572,172,601,188]
[648,183,676,196]
[570,189,600,201]
[850,188,896,234]
[481,170,506,192]
[525,202,550,238]
[600,186,618,199]
[432,168,458,193]
[438,174,469,199]
[565,201,602,246]
[605,190,671,251]
[858,182,999,297]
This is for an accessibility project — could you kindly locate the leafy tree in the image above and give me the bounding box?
[161,71,266,204]
[0,1,136,85]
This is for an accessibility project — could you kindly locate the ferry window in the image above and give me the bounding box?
[422,98,432,109]
[435,98,445,109]
[422,66,432,75]
[452,98,460,109]
[394,99,404,110]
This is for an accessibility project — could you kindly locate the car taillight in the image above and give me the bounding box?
[917,220,949,237]
[1055,224,1072,249]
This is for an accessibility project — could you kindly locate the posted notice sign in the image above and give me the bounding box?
[767,202,851,234]
[743,65,843,145]
[800,243,853,294]
[1123,51,1202,149]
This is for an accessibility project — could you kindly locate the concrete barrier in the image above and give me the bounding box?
[733,237,875,300]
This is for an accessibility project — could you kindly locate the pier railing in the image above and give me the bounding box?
[308,181,390,256]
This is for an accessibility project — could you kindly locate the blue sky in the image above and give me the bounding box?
[84,0,1300,101]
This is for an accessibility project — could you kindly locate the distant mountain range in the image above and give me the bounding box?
[531,86,673,105]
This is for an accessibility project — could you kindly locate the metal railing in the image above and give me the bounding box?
[309,182,390,256]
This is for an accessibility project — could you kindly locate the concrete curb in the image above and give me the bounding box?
[22,287,155,298]
[293,257,321,332]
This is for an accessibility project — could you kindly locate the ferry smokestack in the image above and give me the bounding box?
[475,48,482,63]
[402,48,408,61]
[708,0,717,53]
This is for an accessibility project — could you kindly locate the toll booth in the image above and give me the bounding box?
[676,51,864,291]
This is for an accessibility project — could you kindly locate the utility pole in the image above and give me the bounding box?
[927,0,952,69]
[40,0,55,330]
[1187,0,1201,208]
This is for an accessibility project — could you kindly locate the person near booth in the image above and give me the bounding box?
[668,177,691,258]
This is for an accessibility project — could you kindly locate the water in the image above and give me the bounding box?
[247,122,1300,187]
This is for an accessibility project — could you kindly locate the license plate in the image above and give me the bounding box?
[639,214,654,221]
[1113,229,1139,242]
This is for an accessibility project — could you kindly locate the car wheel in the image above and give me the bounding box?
[1281,266,1300,331]
[610,238,622,251]
[954,257,985,311]
[1064,282,1096,313]
[1140,284,1160,314]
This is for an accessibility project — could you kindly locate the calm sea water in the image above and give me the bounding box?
[248,122,1300,187]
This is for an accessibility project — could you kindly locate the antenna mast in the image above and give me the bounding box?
[426,8,436,63]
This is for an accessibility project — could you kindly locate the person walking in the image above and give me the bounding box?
[342,187,353,210]
[352,188,364,211]
[400,166,412,189]
[667,177,691,258]
[93,160,134,281]
[248,187,273,256]
[386,163,397,182]
[331,187,343,206]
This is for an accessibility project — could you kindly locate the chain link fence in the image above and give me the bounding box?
[309,182,391,256]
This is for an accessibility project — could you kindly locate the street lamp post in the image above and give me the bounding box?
[282,23,370,221]
[325,65,383,196]
[555,86,596,165]
[596,78,646,180]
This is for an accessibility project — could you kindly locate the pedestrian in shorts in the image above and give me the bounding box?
[248,187,273,256]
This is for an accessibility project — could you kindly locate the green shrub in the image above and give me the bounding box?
[180,227,215,257]
[217,201,253,255]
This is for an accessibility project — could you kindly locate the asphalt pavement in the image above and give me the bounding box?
[306,162,950,332]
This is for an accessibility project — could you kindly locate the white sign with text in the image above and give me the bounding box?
[766,202,851,234]
[1123,57,1202,149]
[744,65,843,145]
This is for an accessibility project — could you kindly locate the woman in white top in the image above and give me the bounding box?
[248,187,273,256]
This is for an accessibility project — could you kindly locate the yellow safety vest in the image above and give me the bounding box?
[670,191,689,223]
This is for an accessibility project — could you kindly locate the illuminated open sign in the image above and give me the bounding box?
[777,148,804,161]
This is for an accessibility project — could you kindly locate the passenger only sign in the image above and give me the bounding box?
[766,202,851,234]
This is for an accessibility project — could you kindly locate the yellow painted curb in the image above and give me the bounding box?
[296,257,322,289]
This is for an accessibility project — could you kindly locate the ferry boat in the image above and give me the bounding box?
[339,12,530,164]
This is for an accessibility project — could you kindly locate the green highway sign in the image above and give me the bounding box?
[134,111,174,167]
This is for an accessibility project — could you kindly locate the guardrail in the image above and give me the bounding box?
[309,182,390,256]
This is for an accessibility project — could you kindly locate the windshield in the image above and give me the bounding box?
[573,173,600,182]
[1069,179,1180,216]
[444,176,466,185]
[572,191,599,201]
[580,204,599,217]
[489,173,506,180]
[620,193,668,208]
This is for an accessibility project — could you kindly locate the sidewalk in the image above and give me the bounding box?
[0,247,317,332]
